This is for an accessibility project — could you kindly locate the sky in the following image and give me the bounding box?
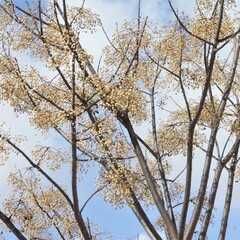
[0,0,239,240]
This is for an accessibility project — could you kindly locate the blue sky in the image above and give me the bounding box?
[0,0,239,240]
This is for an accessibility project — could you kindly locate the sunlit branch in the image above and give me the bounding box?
[80,185,107,213]
[31,190,66,240]
[178,35,191,121]
[1,134,75,213]
[70,56,91,240]
[100,22,119,52]
[172,167,187,183]
[218,168,235,239]
[219,28,240,43]
[120,114,178,239]
[186,27,240,239]
[199,137,239,239]
[218,148,239,240]
[150,65,176,228]
[55,113,161,239]
[145,51,180,79]
[0,210,27,240]
[168,0,213,45]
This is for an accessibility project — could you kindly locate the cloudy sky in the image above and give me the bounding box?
[0,0,239,239]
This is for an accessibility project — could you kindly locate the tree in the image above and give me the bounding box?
[0,0,239,239]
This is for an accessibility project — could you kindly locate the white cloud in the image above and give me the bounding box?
[138,232,167,240]
[138,232,151,240]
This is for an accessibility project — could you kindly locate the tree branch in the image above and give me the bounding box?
[0,210,27,240]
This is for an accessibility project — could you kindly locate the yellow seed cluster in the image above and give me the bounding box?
[6,171,84,238]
